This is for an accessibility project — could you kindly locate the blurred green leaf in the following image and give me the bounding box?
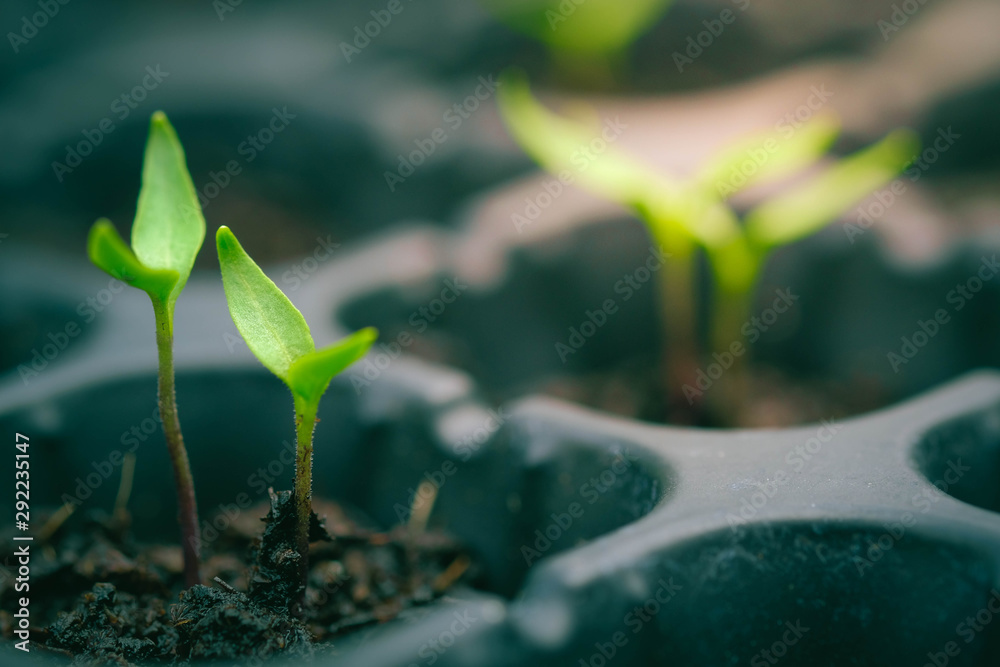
[217,226,315,385]
[481,0,672,54]
[132,111,206,307]
[696,113,841,199]
[288,327,378,402]
[745,129,919,248]
[498,70,741,249]
[87,218,179,301]
[498,70,665,205]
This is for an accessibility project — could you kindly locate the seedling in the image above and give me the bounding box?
[216,226,376,608]
[497,71,919,423]
[86,112,205,586]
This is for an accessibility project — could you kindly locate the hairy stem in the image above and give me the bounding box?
[152,299,201,588]
[292,395,318,612]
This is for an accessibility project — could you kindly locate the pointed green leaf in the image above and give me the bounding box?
[288,327,378,402]
[132,112,206,306]
[87,219,179,301]
[745,128,920,248]
[217,226,315,384]
[696,113,841,199]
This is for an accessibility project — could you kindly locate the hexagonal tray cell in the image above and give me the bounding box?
[912,401,1000,514]
[0,358,667,665]
[308,372,1000,667]
[499,521,1000,666]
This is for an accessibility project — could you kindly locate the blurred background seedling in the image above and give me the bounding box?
[498,71,918,424]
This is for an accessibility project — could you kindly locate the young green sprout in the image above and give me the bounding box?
[497,71,919,424]
[216,226,376,609]
[86,112,205,587]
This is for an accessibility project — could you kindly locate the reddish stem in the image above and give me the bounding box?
[153,299,201,588]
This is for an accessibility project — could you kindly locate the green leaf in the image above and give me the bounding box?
[87,219,179,301]
[217,226,315,385]
[696,113,841,199]
[132,112,206,306]
[498,70,666,206]
[745,128,920,248]
[497,70,741,249]
[288,327,378,402]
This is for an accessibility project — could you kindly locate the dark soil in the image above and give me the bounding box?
[540,359,889,428]
[390,328,885,427]
[0,492,478,666]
